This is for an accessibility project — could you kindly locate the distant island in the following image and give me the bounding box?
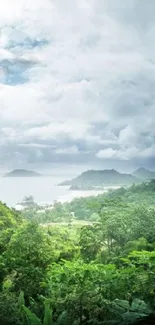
[4,169,42,177]
[58,169,141,189]
[132,167,155,181]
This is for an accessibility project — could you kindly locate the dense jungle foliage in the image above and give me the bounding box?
[1,181,155,324]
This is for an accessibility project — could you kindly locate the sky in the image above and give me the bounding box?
[0,0,155,173]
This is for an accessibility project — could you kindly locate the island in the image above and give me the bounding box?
[3,169,42,177]
[58,169,141,189]
[69,185,105,191]
[132,167,155,181]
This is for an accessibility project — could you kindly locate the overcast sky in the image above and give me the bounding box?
[0,0,154,173]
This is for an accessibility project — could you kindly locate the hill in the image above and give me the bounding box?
[132,167,155,180]
[58,169,140,188]
[4,169,42,177]
[0,201,22,230]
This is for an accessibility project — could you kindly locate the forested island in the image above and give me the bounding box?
[58,168,155,191]
[4,169,42,177]
[1,180,155,324]
[58,168,142,189]
[132,167,155,180]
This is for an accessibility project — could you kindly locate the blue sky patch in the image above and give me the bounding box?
[0,59,36,85]
[6,38,49,50]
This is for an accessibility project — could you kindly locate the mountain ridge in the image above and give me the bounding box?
[58,169,141,188]
[132,167,155,180]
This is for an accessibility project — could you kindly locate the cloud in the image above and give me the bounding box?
[55,146,79,155]
[97,146,155,161]
[0,0,155,170]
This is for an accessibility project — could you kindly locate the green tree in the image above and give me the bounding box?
[4,222,56,298]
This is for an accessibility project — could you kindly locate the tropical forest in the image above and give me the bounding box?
[1,180,155,325]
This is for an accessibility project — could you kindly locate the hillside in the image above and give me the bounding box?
[132,167,155,180]
[4,169,42,177]
[58,169,140,187]
[0,201,22,230]
[4,179,155,325]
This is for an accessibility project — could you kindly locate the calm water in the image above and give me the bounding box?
[0,176,106,208]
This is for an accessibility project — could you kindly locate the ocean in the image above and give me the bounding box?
[0,176,106,208]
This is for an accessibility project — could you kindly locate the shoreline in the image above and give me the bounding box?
[13,185,122,211]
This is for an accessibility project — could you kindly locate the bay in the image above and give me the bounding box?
[0,176,106,208]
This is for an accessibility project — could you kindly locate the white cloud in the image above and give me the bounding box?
[55,146,79,155]
[97,148,118,159]
[97,146,155,161]
[0,0,155,167]
[24,121,90,140]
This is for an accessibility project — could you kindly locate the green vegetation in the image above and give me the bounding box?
[1,181,155,324]
[58,169,140,188]
[22,180,155,224]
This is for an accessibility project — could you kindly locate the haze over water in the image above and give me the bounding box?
[0,175,106,208]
